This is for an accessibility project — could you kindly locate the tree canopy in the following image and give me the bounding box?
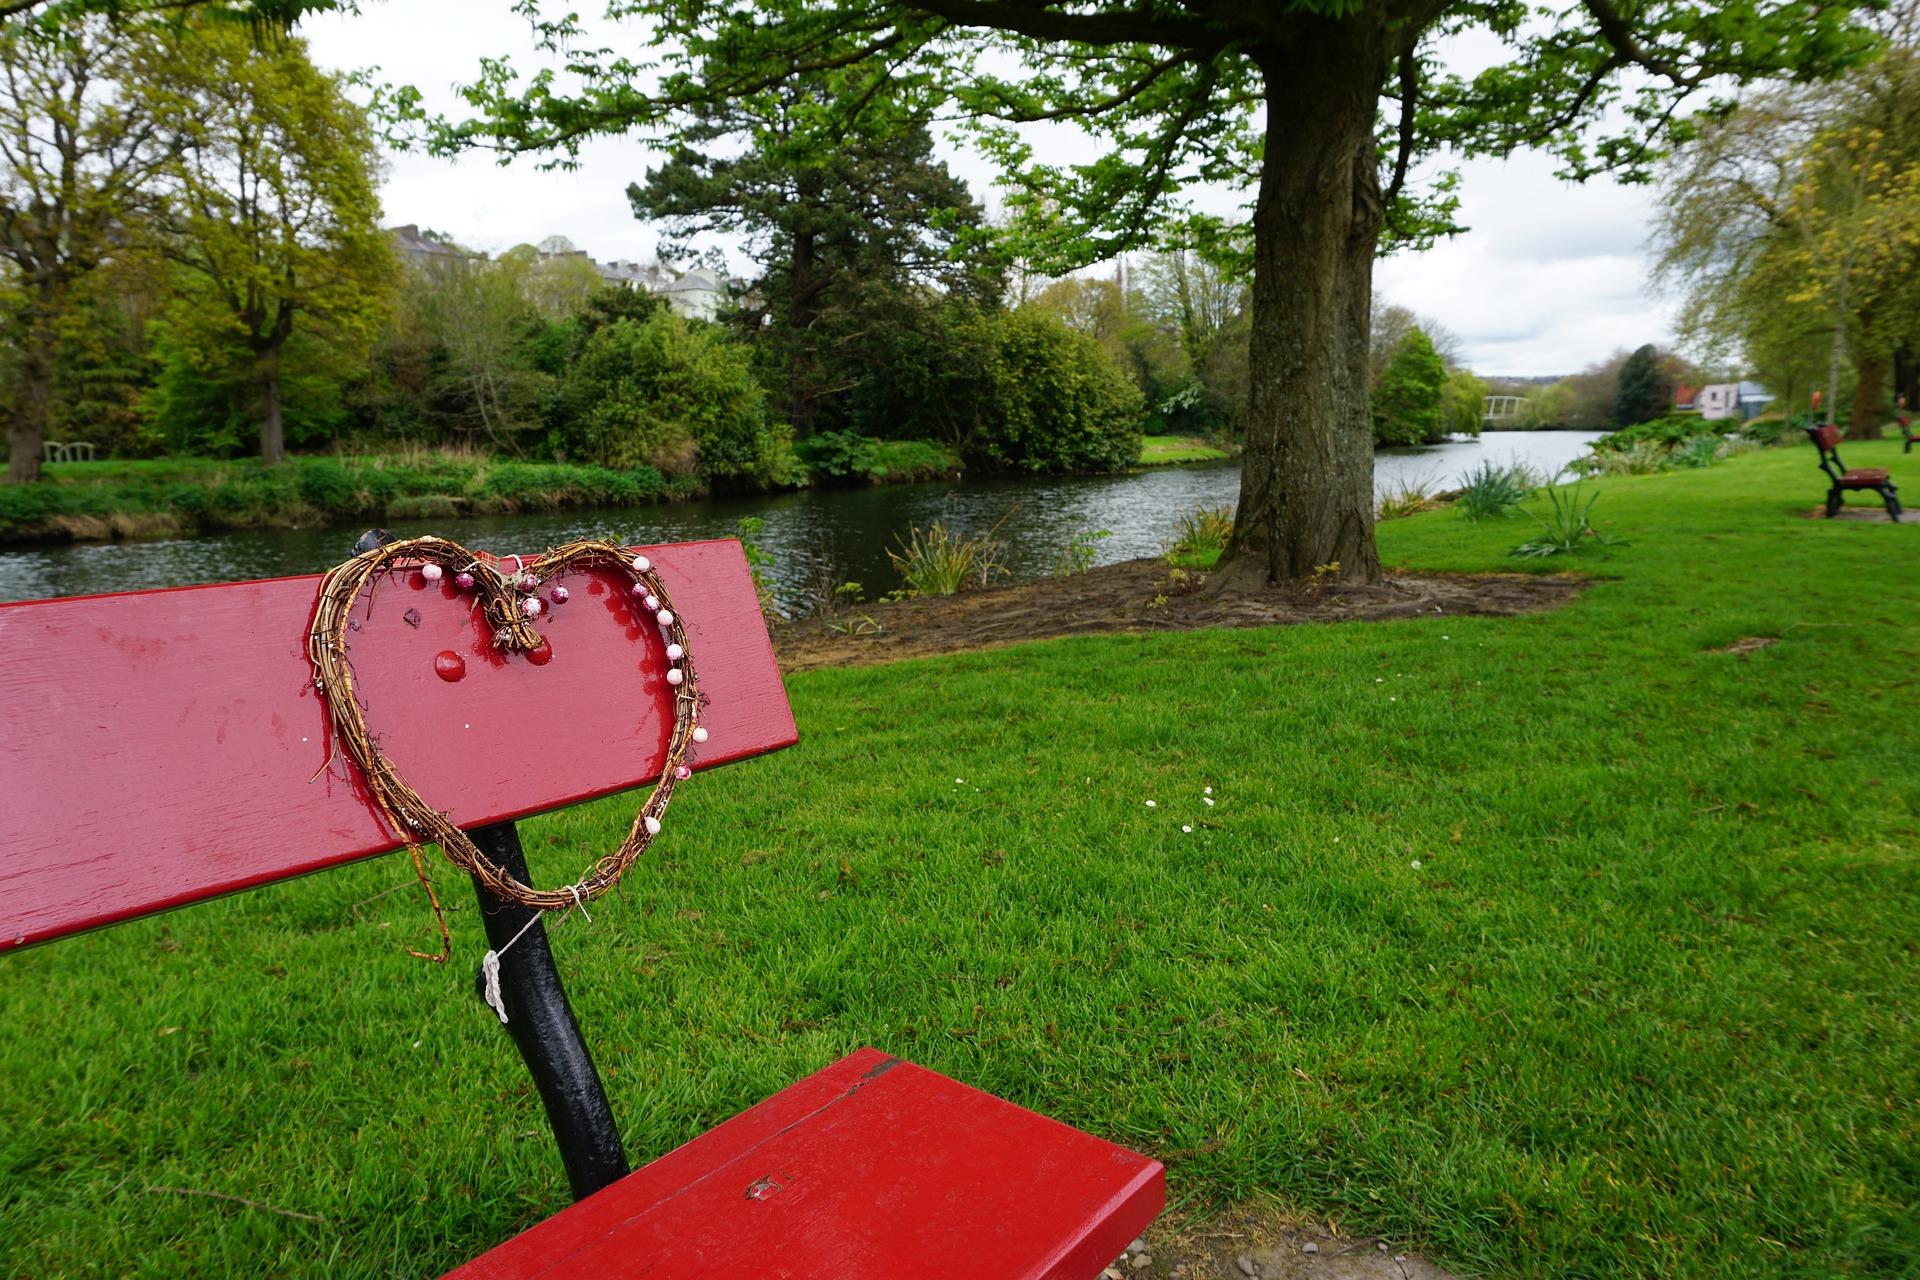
[432,0,1879,587]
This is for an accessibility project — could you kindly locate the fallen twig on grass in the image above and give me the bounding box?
[145,1185,327,1223]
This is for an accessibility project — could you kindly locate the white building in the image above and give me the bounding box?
[1696,381,1775,422]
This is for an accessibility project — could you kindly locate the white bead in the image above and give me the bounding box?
[420,564,443,582]
[665,668,683,686]
[631,555,651,572]
[656,609,674,626]
[522,597,542,617]
[643,594,659,611]
[665,643,684,661]
[692,726,708,743]
[643,815,662,836]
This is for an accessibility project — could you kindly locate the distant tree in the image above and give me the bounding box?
[1373,328,1448,446]
[161,20,395,464]
[502,243,608,320]
[0,15,175,482]
[1370,299,1465,385]
[627,74,999,436]
[1614,344,1667,425]
[1439,368,1489,438]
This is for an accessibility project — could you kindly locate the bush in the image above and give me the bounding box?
[797,430,886,485]
[1590,415,1712,453]
[1169,504,1234,567]
[556,311,798,490]
[1373,328,1449,446]
[961,308,1145,475]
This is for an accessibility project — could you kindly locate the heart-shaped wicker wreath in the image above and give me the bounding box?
[307,535,699,960]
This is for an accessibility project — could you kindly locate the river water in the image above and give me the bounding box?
[0,431,1600,611]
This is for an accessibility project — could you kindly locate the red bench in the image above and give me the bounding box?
[0,533,1163,1277]
[1805,424,1902,521]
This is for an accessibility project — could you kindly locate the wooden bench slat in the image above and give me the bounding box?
[444,1048,1165,1280]
[0,539,795,950]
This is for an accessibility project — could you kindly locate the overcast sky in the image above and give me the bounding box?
[301,3,1680,379]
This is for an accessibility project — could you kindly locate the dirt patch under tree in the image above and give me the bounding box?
[774,557,1587,673]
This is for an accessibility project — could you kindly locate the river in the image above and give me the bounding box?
[0,431,1600,611]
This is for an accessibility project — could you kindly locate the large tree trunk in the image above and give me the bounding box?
[1847,344,1888,440]
[787,223,819,436]
[5,303,59,484]
[1216,27,1386,591]
[258,345,287,466]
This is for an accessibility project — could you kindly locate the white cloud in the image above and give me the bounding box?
[302,2,1677,378]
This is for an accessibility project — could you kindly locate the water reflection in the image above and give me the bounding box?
[0,431,1599,611]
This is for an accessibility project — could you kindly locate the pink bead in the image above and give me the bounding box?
[454,572,476,591]
[420,563,443,583]
[550,586,569,604]
[643,594,660,611]
[673,764,692,781]
[518,573,540,593]
[631,583,648,597]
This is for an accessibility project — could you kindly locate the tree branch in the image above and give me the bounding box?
[908,0,1215,49]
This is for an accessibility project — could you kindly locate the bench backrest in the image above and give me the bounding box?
[0,538,795,951]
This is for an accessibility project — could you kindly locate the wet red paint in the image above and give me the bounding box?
[433,650,467,682]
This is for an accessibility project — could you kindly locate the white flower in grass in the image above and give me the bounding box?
[1145,800,1157,808]
[1181,825,1193,834]
[1410,859,1422,870]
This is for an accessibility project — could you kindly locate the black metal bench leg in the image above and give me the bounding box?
[1884,484,1903,522]
[468,820,631,1201]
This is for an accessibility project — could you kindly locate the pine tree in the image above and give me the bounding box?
[1614,344,1665,426]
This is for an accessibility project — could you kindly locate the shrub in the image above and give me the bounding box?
[557,311,798,490]
[797,431,886,485]
[1590,415,1711,453]
[1054,527,1111,576]
[1373,328,1448,446]
[1456,460,1538,520]
[961,308,1145,474]
[887,521,1005,596]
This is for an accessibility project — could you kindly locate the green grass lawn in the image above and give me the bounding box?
[1141,433,1233,464]
[3,441,1916,1277]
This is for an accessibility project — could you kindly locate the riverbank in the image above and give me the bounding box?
[0,433,1210,546]
[0,453,693,545]
[6,442,1913,1279]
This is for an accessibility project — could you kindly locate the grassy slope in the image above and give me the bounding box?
[1141,434,1233,464]
[3,442,1916,1278]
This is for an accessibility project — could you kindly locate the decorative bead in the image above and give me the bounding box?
[433,650,466,682]
[550,585,569,604]
[665,642,684,660]
[420,563,444,583]
[643,594,660,611]
[631,554,651,572]
[656,609,674,626]
[631,583,648,597]
[692,726,708,744]
[673,764,692,781]
[454,571,476,591]
[522,597,542,617]
[643,815,662,836]
[518,573,540,593]
[666,668,684,686]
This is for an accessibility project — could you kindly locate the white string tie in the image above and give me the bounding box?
[478,885,593,1025]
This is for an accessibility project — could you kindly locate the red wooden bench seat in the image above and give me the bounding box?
[0,536,1163,1276]
[447,1048,1164,1280]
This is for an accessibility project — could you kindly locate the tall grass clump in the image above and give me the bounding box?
[1455,460,1539,520]
[1376,471,1439,521]
[887,521,1005,596]
[1513,480,1622,557]
[1168,504,1234,568]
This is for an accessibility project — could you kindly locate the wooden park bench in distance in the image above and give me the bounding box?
[1806,424,1902,521]
[0,533,1164,1278]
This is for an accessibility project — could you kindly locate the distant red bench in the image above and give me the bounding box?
[0,532,1163,1278]
[1805,424,1902,521]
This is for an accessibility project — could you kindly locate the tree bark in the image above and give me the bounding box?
[4,309,56,484]
[258,345,287,466]
[1216,26,1386,590]
[1847,344,1888,440]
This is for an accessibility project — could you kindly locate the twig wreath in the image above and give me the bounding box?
[307,535,702,963]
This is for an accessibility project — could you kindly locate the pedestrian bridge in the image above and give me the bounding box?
[1483,395,1526,426]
